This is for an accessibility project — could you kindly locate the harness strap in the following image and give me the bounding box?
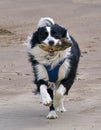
[44,59,65,82]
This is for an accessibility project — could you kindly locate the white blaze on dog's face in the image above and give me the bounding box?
[43,27,59,46]
[38,24,67,46]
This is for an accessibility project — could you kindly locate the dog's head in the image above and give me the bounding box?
[29,17,72,57]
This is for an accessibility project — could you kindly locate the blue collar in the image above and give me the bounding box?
[44,60,65,82]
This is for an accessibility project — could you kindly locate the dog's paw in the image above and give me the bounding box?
[47,111,58,119]
[57,106,66,113]
[40,85,52,106]
[40,93,52,106]
[56,96,66,112]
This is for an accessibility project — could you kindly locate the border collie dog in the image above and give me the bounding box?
[27,17,80,119]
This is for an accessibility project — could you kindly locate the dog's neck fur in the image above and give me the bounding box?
[29,45,71,69]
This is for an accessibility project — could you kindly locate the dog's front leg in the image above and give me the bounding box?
[34,64,52,106]
[40,84,52,106]
[54,84,66,108]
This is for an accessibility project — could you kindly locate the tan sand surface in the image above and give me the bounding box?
[0,0,101,130]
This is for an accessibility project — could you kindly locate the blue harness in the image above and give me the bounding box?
[44,60,65,82]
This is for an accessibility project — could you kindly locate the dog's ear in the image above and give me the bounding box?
[31,31,39,48]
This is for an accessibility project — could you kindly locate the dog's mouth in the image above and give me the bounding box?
[39,38,72,56]
[48,49,55,56]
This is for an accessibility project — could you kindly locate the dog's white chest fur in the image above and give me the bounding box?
[29,46,71,83]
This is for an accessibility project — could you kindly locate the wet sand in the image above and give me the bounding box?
[0,0,101,130]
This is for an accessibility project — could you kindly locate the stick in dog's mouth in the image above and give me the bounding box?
[39,38,72,55]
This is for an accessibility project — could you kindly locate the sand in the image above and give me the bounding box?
[0,0,101,130]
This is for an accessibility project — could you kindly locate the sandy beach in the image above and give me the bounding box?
[0,0,101,130]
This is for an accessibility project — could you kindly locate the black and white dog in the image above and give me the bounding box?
[27,17,80,119]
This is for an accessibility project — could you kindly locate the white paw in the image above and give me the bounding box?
[47,111,58,119]
[40,85,52,106]
[57,106,66,113]
[40,92,52,106]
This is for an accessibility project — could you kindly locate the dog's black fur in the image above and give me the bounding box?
[27,17,80,118]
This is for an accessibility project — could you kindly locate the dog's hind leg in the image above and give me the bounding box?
[47,88,58,119]
[47,110,58,119]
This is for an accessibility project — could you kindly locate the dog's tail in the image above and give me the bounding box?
[38,17,54,28]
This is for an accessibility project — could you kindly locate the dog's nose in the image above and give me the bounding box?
[48,40,54,46]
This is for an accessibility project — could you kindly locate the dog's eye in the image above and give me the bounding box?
[51,30,58,37]
[42,31,48,39]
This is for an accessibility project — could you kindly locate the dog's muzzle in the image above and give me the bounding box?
[39,38,72,56]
